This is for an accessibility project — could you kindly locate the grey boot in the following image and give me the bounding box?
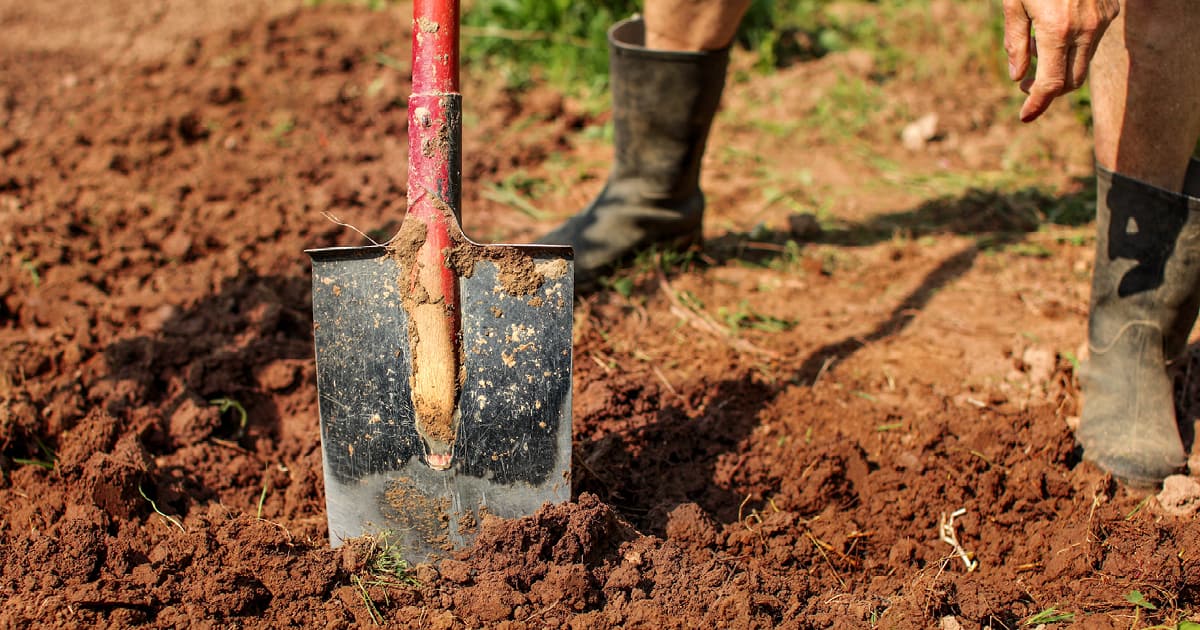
[538,17,729,290]
[1077,159,1200,487]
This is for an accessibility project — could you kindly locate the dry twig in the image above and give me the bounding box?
[938,508,978,572]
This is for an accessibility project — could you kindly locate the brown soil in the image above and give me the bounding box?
[2,1,1199,628]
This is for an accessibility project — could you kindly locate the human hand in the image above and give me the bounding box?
[1003,0,1120,122]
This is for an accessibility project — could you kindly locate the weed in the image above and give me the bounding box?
[20,259,40,288]
[1022,606,1073,625]
[138,484,186,532]
[210,397,248,439]
[718,300,797,334]
[1062,351,1080,374]
[1126,590,1158,611]
[1132,614,1200,624]
[1005,242,1053,258]
[268,114,296,147]
[257,467,271,519]
[351,574,384,625]
[481,171,552,220]
[11,435,55,470]
[1126,494,1152,520]
[367,533,422,587]
[365,77,386,98]
[806,75,884,140]
[608,276,634,298]
[11,456,54,470]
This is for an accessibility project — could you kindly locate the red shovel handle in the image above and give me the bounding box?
[406,0,463,470]
[411,0,459,94]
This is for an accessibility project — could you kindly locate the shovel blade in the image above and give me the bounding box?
[309,243,573,564]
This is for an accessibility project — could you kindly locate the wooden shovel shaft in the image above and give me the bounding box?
[407,0,463,469]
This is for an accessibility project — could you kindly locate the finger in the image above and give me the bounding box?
[1020,35,1068,122]
[1069,35,1097,90]
[1002,0,1032,81]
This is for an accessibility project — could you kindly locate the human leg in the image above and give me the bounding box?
[1089,0,1200,191]
[644,0,750,51]
[1076,0,1200,486]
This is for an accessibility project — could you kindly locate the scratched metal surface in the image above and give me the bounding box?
[308,244,573,563]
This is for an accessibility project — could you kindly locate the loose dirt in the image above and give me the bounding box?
[2,1,1199,628]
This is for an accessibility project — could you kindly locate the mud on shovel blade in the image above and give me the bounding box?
[307,0,573,565]
[309,243,573,563]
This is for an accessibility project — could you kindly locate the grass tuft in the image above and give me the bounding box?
[1022,606,1074,625]
[367,533,421,587]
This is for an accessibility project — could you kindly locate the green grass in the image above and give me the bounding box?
[718,300,797,333]
[1022,606,1074,625]
[462,0,639,98]
[210,397,248,439]
[10,435,55,470]
[461,0,864,98]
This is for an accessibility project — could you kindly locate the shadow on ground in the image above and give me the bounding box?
[573,181,1100,529]
[102,270,313,506]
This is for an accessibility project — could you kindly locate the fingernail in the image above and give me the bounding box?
[1008,61,1018,79]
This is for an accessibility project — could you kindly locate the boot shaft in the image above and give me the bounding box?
[607,18,729,203]
[1091,160,1200,359]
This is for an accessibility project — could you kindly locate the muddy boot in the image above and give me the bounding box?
[1076,159,1200,487]
[537,17,729,291]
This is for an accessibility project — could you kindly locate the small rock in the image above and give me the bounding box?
[901,113,940,151]
[160,229,192,259]
[786,213,823,240]
[939,616,964,630]
[1156,475,1200,516]
[141,304,178,333]
[1022,347,1056,386]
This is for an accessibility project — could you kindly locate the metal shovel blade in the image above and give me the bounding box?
[309,242,572,564]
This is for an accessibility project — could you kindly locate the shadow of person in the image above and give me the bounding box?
[571,374,770,533]
[573,181,1098,532]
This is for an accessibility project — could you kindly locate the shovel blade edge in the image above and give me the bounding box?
[309,244,573,564]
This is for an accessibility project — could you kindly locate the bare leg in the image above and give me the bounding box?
[644,0,751,52]
[1090,0,1200,190]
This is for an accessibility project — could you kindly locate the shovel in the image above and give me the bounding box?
[307,0,573,564]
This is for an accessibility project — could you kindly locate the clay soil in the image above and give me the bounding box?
[3,1,1200,628]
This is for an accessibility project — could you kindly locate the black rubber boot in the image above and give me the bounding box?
[1076,159,1200,487]
[537,17,730,291]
